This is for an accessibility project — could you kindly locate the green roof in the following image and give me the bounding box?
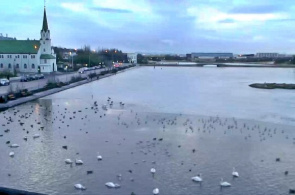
[40,54,56,59]
[0,40,40,54]
[42,8,49,31]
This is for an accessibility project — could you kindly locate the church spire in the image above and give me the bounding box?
[42,7,49,31]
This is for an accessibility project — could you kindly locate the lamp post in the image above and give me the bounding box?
[69,52,73,70]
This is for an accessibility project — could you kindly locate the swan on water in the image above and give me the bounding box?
[9,152,14,157]
[74,184,86,190]
[75,159,83,165]
[65,159,73,164]
[10,144,19,148]
[153,188,159,194]
[232,167,239,177]
[220,178,231,187]
[191,174,202,182]
[151,168,156,174]
[33,134,40,139]
[97,153,102,160]
[105,182,120,188]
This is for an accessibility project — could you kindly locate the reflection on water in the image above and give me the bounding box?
[47,67,295,125]
[0,67,294,195]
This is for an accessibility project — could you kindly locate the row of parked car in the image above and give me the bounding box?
[20,74,45,82]
[78,66,105,74]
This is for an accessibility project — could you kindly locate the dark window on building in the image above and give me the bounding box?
[23,55,27,58]
[31,55,35,59]
[24,64,27,69]
[8,64,11,68]
[44,49,46,52]
[44,59,47,63]
[32,64,35,69]
[0,64,3,68]
[16,64,19,68]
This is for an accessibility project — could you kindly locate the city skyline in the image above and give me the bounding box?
[1,0,295,54]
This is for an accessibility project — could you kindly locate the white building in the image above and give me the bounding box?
[256,53,279,58]
[0,7,57,73]
[127,53,138,64]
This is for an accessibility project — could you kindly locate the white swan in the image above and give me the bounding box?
[10,144,19,148]
[65,159,73,164]
[153,188,159,194]
[232,167,239,177]
[192,174,202,182]
[75,159,83,165]
[74,184,86,190]
[220,178,231,187]
[9,152,14,157]
[97,153,102,161]
[151,168,156,174]
[33,134,40,139]
[105,182,120,188]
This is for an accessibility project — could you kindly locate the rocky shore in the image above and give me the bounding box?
[249,83,295,89]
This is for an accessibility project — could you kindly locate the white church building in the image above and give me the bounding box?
[0,7,57,73]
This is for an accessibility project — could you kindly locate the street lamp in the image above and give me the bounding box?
[69,52,73,70]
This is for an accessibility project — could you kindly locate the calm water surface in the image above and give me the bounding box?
[0,67,295,195]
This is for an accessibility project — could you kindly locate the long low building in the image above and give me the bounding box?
[256,53,279,58]
[0,7,56,73]
[191,53,233,59]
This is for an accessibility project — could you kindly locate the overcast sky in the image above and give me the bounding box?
[1,0,295,54]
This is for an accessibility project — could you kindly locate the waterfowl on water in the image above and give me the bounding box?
[232,167,239,177]
[192,174,202,182]
[10,144,19,148]
[153,188,159,194]
[65,159,73,164]
[74,184,86,190]
[220,178,231,187]
[97,153,102,160]
[9,152,14,157]
[75,159,83,165]
[150,168,156,174]
[105,182,120,188]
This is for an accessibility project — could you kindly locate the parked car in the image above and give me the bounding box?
[0,79,10,86]
[20,75,31,82]
[78,67,87,74]
[20,75,28,82]
[31,75,38,80]
[36,74,45,79]
[20,75,35,82]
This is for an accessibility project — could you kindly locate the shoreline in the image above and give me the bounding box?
[140,64,295,68]
[0,66,138,111]
[249,83,295,89]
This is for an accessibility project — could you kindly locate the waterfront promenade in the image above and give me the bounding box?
[0,69,105,96]
[0,65,137,110]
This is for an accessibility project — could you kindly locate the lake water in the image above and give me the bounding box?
[0,66,295,195]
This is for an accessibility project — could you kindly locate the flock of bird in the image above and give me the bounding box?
[0,96,294,195]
